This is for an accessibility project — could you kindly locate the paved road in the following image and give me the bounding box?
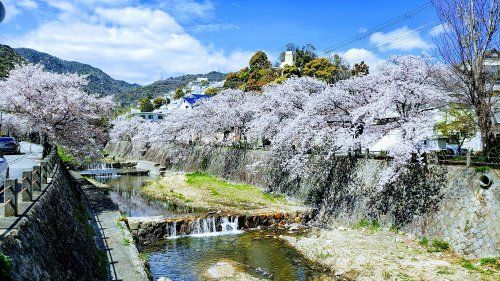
[4,142,43,181]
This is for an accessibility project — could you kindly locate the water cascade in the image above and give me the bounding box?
[85,162,114,170]
[167,216,242,238]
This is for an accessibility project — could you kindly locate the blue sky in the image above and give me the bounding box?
[0,0,443,84]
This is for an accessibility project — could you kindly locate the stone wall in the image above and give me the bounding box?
[0,162,104,281]
[106,141,499,259]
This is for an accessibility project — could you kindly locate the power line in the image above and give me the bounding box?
[323,1,433,55]
[338,21,438,63]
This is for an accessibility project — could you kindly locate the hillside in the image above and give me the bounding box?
[120,71,226,104]
[2,46,226,104]
[0,45,25,78]
[15,48,140,96]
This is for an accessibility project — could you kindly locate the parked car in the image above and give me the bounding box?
[0,137,21,154]
[0,155,9,190]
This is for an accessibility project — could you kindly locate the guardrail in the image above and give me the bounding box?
[0,149,59,217]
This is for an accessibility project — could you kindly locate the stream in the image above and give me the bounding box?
[80,165,335,281]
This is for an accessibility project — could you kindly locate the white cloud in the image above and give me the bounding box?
[429,23,450,37]
[340,48,386,73]
[190,23,239,33]
[18,0,38,9]
[158,0,214,21]
[7,6,251,84]
[370,26,430,51]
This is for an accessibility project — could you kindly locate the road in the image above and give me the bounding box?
[4,142,43,181]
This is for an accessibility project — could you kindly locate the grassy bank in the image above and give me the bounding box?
[141,171,307,215]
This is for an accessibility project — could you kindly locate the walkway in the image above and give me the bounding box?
[73,172,149,281]
[4,142,43,181]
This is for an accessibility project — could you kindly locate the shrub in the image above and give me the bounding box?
[428,239,450,252]
[475,166,491,173]
[0,252,13,279]
[480,257,499,269]
[419,236,429,246]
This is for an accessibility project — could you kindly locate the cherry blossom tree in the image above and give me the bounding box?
[0,64,115,159]
[110,55,452,187]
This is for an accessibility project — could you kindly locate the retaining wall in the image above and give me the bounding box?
[0,162,103,281]
[106,141,500,259]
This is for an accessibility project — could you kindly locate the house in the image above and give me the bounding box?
[188,77,210,95]
[130,111,165,122]
[168,94,210,110]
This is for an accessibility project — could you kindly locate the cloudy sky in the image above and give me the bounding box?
[0,0,442,85]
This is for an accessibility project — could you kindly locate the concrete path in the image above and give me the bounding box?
[4,142,43,181]
[75,172,148,281]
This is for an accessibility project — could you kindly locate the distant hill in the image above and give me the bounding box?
[120,71,226,104]
[0,45,25,78]
[1,46,226,105]
[15,48,140,96]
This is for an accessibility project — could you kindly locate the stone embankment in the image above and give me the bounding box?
[106,141,499,259]
[0,155,105,281]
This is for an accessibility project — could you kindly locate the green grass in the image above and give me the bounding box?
[57,147,77,165]
[185,172,286,204]
[427,239,450,253]
[419,236,429,246]
[122,238,131,246]
[96,248,108,280]
[475,166,492,173]
[480,257,499,269]
[354,219,382,232]
[0,252,13,279]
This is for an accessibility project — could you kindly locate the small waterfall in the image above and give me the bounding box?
[220,217,238,232]
[168,216,242,239]
[168,221,177,238]
[85,162,114,170]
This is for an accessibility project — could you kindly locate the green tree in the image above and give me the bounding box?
[351,61,369,76]
[436,105,477,152]
[173,87,185,99]
[282,65,301,78]
[249,51,271,70]
[152,97,167,109]
[303,58,337,83]
[139,98,154,112]
[330,54,351,82]
[205,87,219,96]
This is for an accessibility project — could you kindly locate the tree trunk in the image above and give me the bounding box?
[476,100,495,156]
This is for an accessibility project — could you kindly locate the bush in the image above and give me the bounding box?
[0,252,13,279]
[475,166,491,173]
[428,239,450,252]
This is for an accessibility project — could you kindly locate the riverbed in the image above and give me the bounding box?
[80,167,334,281]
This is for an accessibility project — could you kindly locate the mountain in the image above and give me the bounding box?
[0,45,25,78]
[15,48,140,96]
[2,46,226,105]
[120,71,226,104]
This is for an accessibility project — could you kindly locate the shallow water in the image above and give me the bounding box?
[144,231,335,281]
[81,168,334,280]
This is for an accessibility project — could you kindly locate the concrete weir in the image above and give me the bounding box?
[128,210,314,246]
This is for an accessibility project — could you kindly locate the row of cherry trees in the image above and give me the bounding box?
[0,64,115,159]
[112,55,452,185]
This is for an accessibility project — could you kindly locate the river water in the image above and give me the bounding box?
[81,167,335,281]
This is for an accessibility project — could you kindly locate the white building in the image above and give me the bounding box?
[280,51,294,68]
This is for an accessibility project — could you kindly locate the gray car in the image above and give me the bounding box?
[0,137,21,154]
